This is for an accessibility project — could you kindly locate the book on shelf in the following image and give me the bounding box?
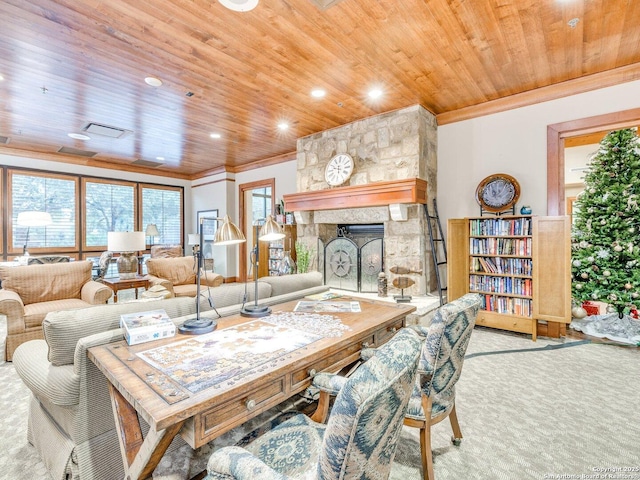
[120,309,176,345]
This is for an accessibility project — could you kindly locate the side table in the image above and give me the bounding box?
[101,275,150,303]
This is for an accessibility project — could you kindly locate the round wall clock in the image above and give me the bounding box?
[475,173,521,213]
[325,153,354,186]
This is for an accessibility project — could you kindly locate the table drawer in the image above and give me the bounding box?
[200,378,286,442]
[115,280,146,289]
[374,318,405,346]
[477,311,535,335]
[290,334,374,390]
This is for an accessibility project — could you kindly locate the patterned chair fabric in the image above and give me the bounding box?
[27,255,71,265]
[317,293,481,480]
[205,327,423,480]
[404,293,481,480]
[93,251,113,281]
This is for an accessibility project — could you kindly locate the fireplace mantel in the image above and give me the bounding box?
[283,178,427,212]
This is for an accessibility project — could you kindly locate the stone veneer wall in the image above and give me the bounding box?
[294,105,437,295]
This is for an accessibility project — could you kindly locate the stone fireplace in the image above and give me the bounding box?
[283,105,437,296]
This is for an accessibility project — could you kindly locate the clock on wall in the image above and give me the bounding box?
[475,173,521,213]
[324,153,354,186]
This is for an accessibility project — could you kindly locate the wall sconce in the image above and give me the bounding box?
[107,231,146,279]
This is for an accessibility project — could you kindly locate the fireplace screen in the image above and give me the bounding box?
[323,237,383,293]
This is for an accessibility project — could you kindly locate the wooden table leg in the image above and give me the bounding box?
[108,383,185,480]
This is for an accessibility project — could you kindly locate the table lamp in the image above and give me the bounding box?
[17,211,53,255]
[240,215,285,318]
[107,231,146,279]
[145,224,160,246]
[187,233,200,256]
[179,215,246,335]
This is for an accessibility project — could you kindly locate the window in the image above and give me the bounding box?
[2,167,183,259]
[141,185,183,245]
[83,179,136,249]
[252,186,272,220]
[8,170,78,254]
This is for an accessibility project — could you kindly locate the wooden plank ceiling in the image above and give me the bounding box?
[0,0,639,179]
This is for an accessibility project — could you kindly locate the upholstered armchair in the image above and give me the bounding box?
[92,250,113,281]
[204,328,422,480]
[150,244,183,258]
[0,261,113,361]
[402,293,481,480]
[146,256,223,297]
[312,293,481,480]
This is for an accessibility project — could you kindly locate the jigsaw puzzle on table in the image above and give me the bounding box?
[137,319,323,394]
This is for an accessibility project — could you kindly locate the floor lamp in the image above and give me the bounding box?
[179,215,246,335]
[17,211,53,255]
[240,215,285,318]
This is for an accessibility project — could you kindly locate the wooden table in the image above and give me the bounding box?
[101,275,150,303]
[88,297,415,480]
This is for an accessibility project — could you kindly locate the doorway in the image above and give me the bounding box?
[546,107,640,215]
[238,178,275,282]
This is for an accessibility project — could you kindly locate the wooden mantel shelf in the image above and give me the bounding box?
[283,178,427,212]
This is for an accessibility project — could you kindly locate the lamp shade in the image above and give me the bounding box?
[107,231,146,252]
[145,223,160,237]
[187,233,200,246]
[258,215,285,241]
[214,215,246,245]
[17,211,53,227]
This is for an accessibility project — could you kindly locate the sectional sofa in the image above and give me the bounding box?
[12,272,327,480]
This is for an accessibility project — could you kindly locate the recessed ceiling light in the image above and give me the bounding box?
[68,133,91,140]
[156,156,165,161]
[219,0,258,12]
[144,76,163,87]
[311,89,326,98]
[368,88,383,99]
[0,74,4,81]
[210,133,222,139]
[277,122,289,131]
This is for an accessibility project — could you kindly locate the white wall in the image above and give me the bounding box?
[234,160,298,213]
[191,172,235,276]
[437,80,640,226]
[193,160,297,277]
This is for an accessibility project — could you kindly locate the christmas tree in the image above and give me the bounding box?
[571,128,640,317]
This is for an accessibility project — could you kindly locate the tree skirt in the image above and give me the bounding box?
[571,314,640,345]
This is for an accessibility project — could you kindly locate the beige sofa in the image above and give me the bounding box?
[13,272,328,480]
[0,261,113,361]
[146,255,224,297]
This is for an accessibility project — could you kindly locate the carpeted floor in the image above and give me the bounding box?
[1,318,639,480]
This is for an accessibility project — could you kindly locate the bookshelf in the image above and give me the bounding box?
[258,224,297,277]
[447,215,571,340]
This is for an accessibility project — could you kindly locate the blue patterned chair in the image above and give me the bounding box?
[402,293,481,480]
[312,293,481,480]
[204,327,423,480]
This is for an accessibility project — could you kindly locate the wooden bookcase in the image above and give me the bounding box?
[447,215,571,340]
[258,224,297,278]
